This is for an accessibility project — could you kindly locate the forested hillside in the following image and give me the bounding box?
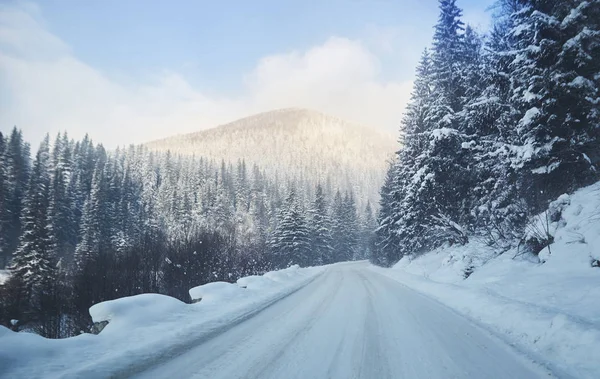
[0,129,376,338]
[373,0,600,266]
[146,108,396,210]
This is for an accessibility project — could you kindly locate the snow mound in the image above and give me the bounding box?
[189,281,246,304]
[236,275,275,290]
[264,264,301,282]
[90,294,186,335]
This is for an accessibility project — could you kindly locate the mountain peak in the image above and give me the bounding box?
[146,109,396,207]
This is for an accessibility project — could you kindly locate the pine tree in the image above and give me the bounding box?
[373,162,399,266]
[509,0,600,210]
[48,133,76,267]
[460,3,527,243]
[330,190,346,263]
[342,192,359,260]
[330,190,358,262]
[399,0,472,254]
[9,135,56,330]
[309,183,333,265]
[359,201,377,261]
[74,147,108,271]
[0,132,7,266]
[269,188,311,268]
[388,50,434,260]
[0,128,30,267]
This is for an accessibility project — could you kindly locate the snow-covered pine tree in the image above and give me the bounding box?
[508,0,600,211]
[387,49,434,260]
[458,2,527,244]
[48,133,76,268]
[270,188,311,268]
[309,183,333,265]
[0,128,30,268]
[329,190,359,262]
[8,135,57,334]
[399,0,472,253]
[358,201,377,261]
[0,132,7,266]
[342,192,359,261]
[373,161,399,266]
[330,190,346,263]
[73,146,109,272]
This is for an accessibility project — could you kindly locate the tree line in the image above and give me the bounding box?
[0,128,376,338]
[373,0,600,266]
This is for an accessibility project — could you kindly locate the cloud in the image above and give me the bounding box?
[0,3,411,148]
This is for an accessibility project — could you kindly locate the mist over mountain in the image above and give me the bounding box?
[145,108,397,208]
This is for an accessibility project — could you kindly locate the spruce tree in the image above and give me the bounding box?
[309,184,333,265]
[330,190,346,263]
[269,188,311,268]
[342,192,359,261]
[9,135,56,330]
[374,162,399,266]
[0,132,7,267]
[359,201,377,261]
[509,0,600,210]
[1,128,30,267]
[400,0,472,253]
[48,133,76,267]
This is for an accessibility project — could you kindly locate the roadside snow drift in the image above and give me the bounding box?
[373,181,600,378]
[0,265,324,379]
[189,281,246,304]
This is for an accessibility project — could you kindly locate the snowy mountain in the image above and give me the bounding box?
[145,108,397,208]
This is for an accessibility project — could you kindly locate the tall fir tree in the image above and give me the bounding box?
[269,188,312,267]
[373,162,399,266]
[0,128,30,267]
[0,132,7,266]
[8,135,56,330]
[309,183,333,265]
[508,0,600,210]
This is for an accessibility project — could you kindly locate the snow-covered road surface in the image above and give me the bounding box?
[132,261,552,379]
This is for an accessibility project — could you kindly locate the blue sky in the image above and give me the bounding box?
[0,0,495,147]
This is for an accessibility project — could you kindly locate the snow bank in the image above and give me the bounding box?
[264,264,300,282]
[89,294,186,336]
[0,265,324,378]
[374,181,600,378]
[189,281,246,304]
[236,275,275,290]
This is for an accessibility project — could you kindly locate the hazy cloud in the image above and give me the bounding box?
[0,3,411,148]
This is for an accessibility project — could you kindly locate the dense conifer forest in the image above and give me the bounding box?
[0,129,375,337]
[372,0,600,266]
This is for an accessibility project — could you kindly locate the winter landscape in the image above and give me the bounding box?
[1,0,599,378]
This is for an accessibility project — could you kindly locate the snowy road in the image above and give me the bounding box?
[132,262,551,379]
